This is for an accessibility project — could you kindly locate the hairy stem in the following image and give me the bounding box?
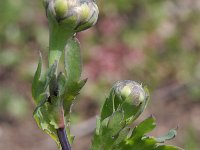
[57,128,72,150]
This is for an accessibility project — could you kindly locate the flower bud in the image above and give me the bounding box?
[101,80,149,123]
[44,0,99,32]
[114,80,146,106]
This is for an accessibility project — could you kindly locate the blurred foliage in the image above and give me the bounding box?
[0,88,27,118]
[0,0,200,149]
[184,128,200,150]
[77,0,200,110]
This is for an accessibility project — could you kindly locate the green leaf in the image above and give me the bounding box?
[155,145,183,150]
[100,89,123,121]
[33,93,48,114]
[33,97,64,148]
[156,129,177,143]
[91,82,183,150]
[119,137,157,150]
[33,98,60,148]
[62,37,86,114]
[49,74,58,97]
[91,111,124,150]
[91,132,102,150]
[119,136,183,150]
[114,127,131,145]
[32,53,65,149]
[32,54,44,103]
[57,72,67,96]
[63,78,87,113]
[43,61,57,90]
[100,96,114,121]
[95,116,101,135]
[130,115,156,139]
[32,54,57,104]
[118,117,182,150]
[91,114,182,150]
[64,37,82,82]
[107,110,125,136]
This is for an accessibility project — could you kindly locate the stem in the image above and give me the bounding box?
[48,28,67,68]
[57,128,72,150]
[48,18,73,67]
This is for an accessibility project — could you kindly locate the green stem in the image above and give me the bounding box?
[48,18,73,68]
[48,28,68,67]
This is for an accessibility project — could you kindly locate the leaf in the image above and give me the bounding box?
[57,72,67,96]
[156,129,177,143]
[63,78,87,113]
[32,53,65,149]
[32,54,57,104]
[33,93,48,114]
[43,61,57,90]
[100,96,114,122]
[155,145,183,150]
[107,110,125,136]
[64,37,82,82]
[32,54,43,103]
[33,100,60,147]
[62,38,87,114]
[114,127,131,145]
[100,89,123,122]
[91,114,182,150]
[49,74,58,97]
[119,136,157,150]
[33,97,64,148]
[119,136,183,150]
[91,111,125,150]
[91,82,183,150]
[91,132,102,150]
[92,115,182,150]
[118,117,182,150]
[130,115,156,139]
[95,116,101,135]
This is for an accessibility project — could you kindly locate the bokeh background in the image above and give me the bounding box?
[1,0,200,149]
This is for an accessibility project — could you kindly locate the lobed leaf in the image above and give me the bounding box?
[33,99,61,147]
[130,115,156,140]
[91,82,183,150]
[32,54,57,104]
[156,129,178,143]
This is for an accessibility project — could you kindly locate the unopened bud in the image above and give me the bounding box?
[114,80,146,106]
[44,0,99,32]
[113,80,149,123]
[101,80,149,123]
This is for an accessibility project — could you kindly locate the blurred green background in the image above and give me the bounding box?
[0,0,200,150]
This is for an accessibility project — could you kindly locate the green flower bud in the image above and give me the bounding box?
[101,80,149,124]
[113,80,149,123]
[44,0,99,32]
[114,80,146,106]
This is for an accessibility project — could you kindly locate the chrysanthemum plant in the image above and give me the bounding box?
[32,0,184,150]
